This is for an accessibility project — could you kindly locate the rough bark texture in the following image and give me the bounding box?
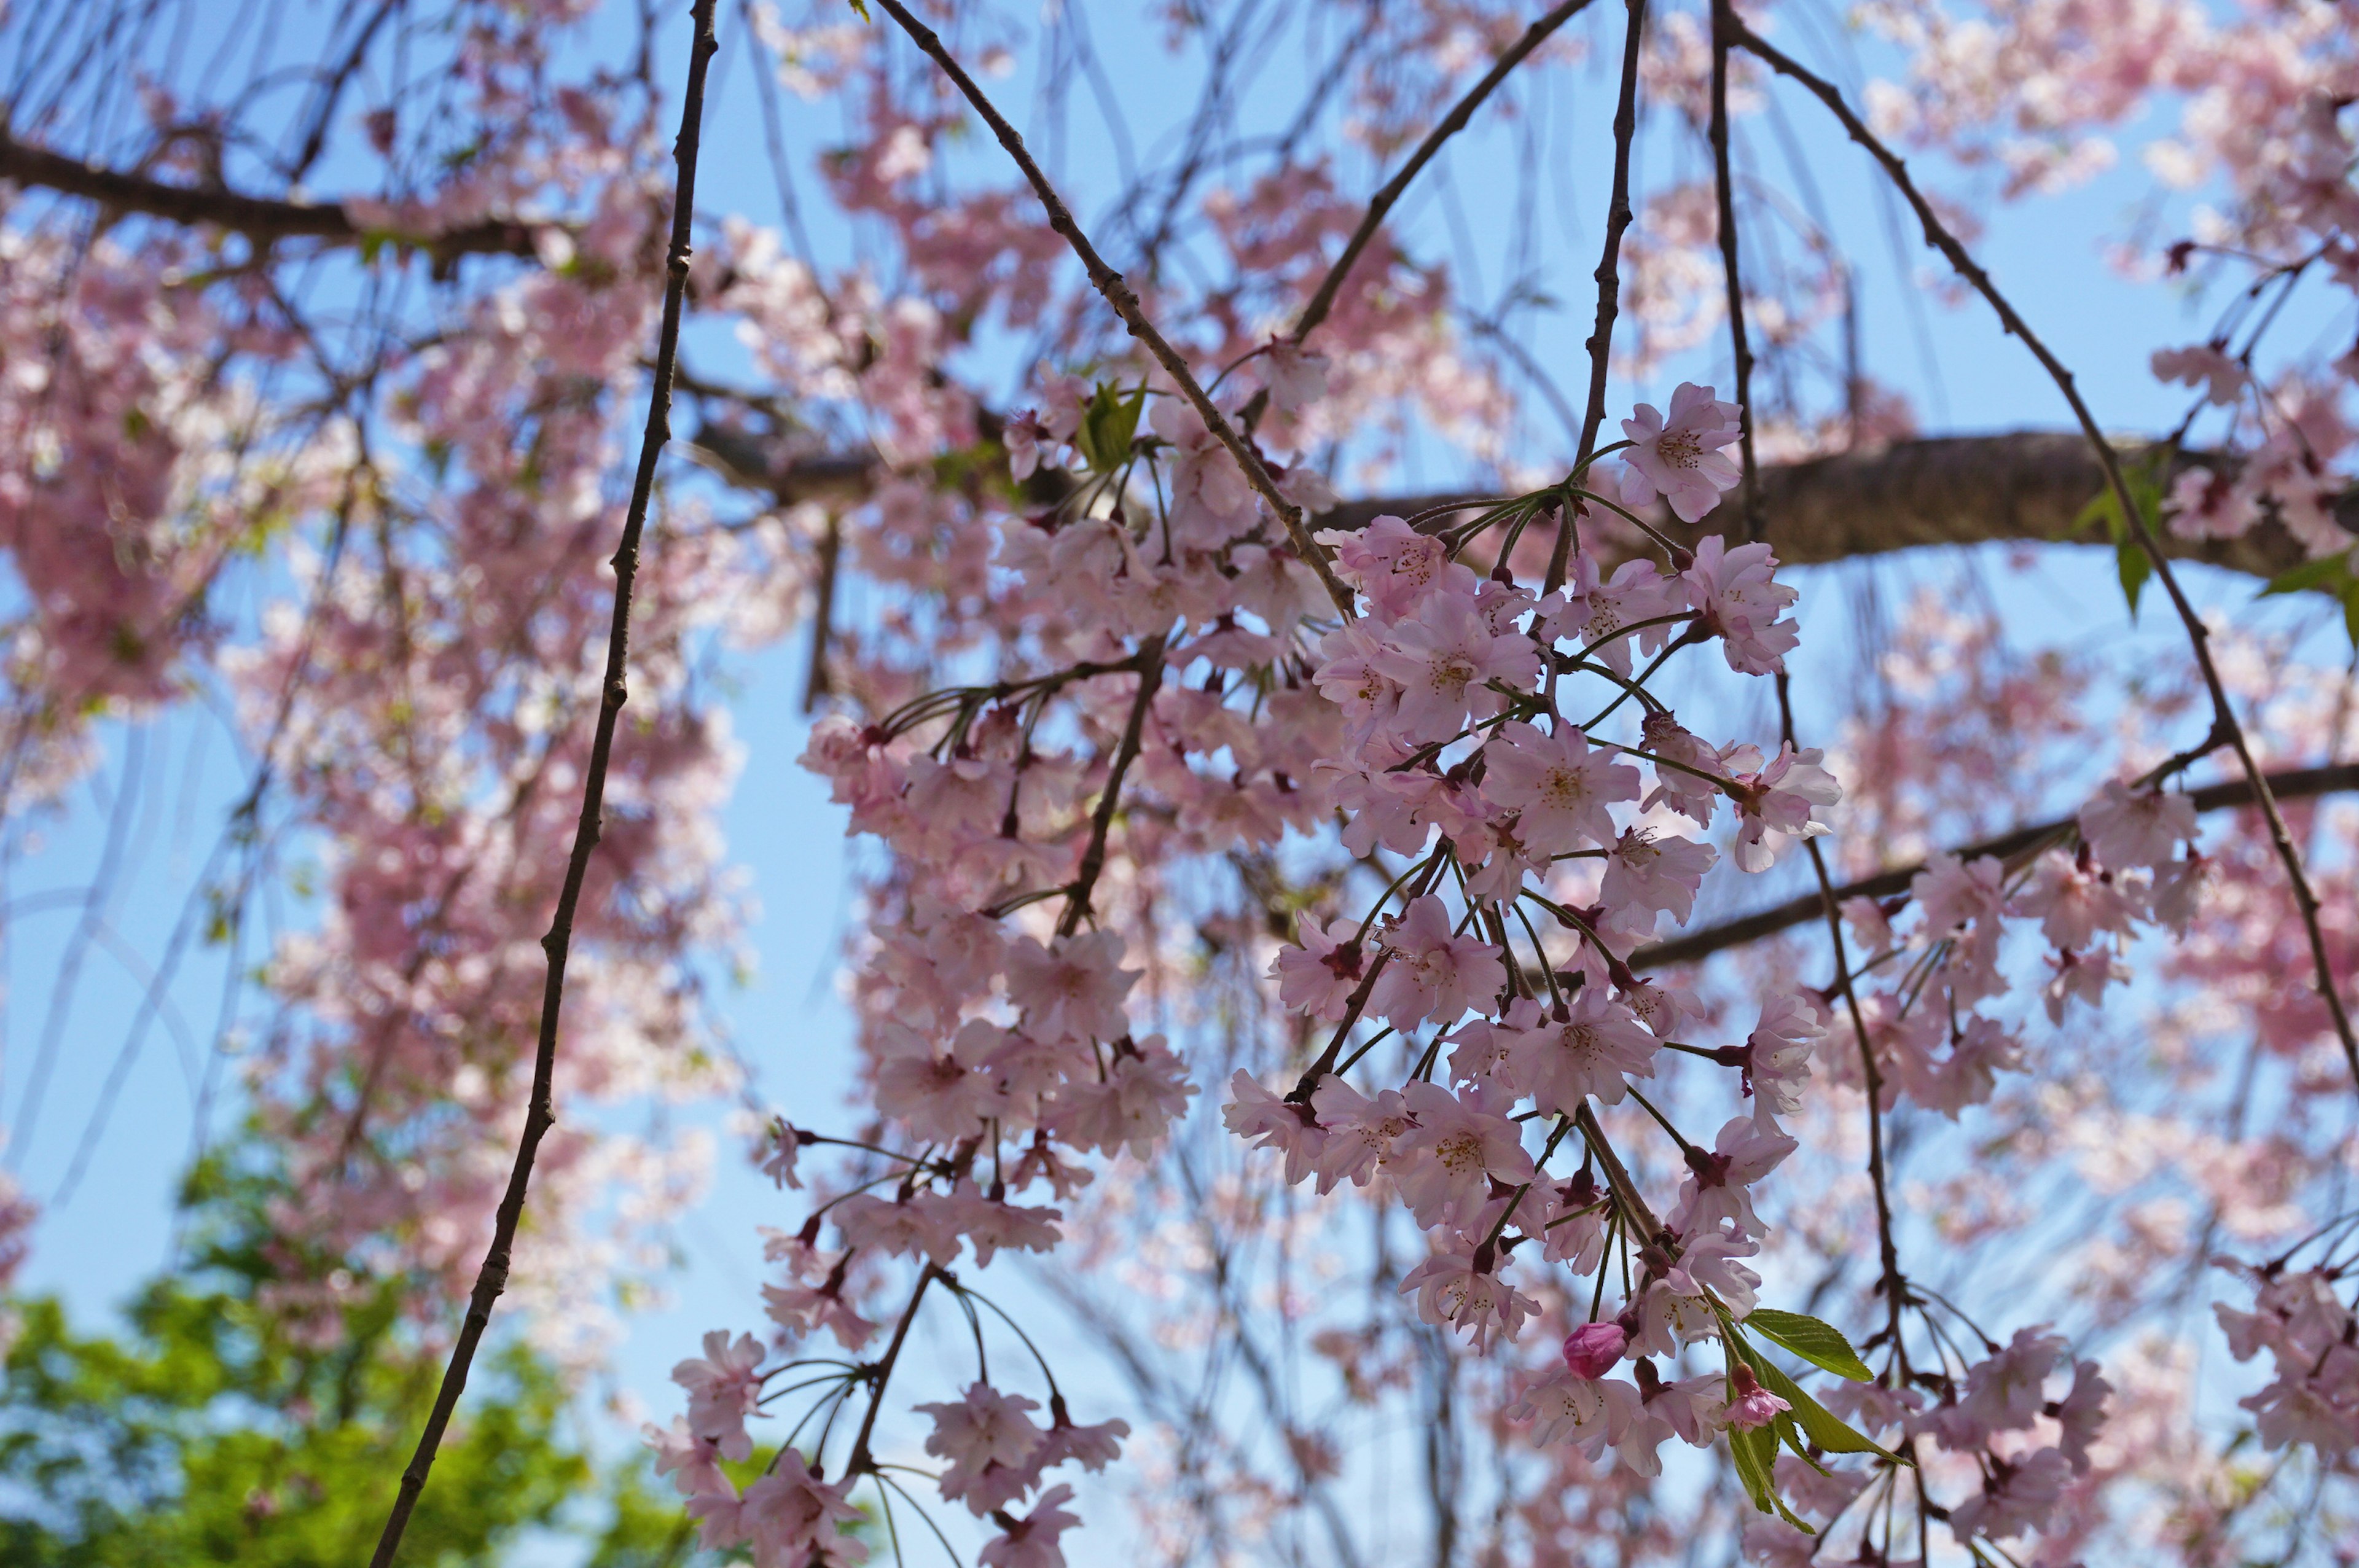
[694,426,2353,586]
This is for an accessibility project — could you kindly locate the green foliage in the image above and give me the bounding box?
[1742,1308,1874,1383]
[2261,551,2359,644]
[1715,1302,1904,1526]
[1073,381,1144,472]
[2067,460,2168,621]
[0,1143,698,1568]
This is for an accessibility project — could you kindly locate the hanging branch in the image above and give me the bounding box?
[1543,0,1650,595]
[1290,0,1600,345]
[1708,0,1906,1364]
[364,1,721,1561]
[1729,18,2359,1093]
[871,0,1356,620]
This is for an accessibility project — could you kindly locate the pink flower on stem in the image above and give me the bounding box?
[1724,1361,1792,1430]
[1399,1247,1540,1352]
[1271,913,1366,1020]
[1479,721,1641,855]
[2151,343,2248,406]
[1368,591,1539,743]
[1222,1068,1326,1185]
[1728,744,1841,873]
[2078,779,2196,870]
[671,1330,764,1462]
[1369,895,1508,1028]
[980,1484,1082,1568]
[1390,1079,1535,1225]
[739,1449,867,1565]
[1548,553,1684,677]
[1681,536,1799,676]
[1618,382,1745,523]
[1509,988,1659,1114]
[1562,1320,1629,1378]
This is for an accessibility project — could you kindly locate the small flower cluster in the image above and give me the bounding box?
[2218,1264,2359,1452]
[1825,775,2204,1120]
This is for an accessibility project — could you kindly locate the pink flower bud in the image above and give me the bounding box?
[1725,1361,1792,1430]
[1562,1321,1627,1378]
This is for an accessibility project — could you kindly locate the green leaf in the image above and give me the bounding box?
[1076,382,1144,472]
[2117,529,2152,620]
[1744,1309,1875,1383]
[1728,1421,1815,1529]
[2261,555,2355,596]
[2061,488,2118,543]
[847,0,870,15]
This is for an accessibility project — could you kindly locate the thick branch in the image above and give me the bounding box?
[708,426,2352,588]
[1631,762,2359,971]
[0,128,541,264]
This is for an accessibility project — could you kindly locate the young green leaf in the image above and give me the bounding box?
[1076,383,1144,472]
[2262,554,2357,596]
[1745,1309,1874,1382]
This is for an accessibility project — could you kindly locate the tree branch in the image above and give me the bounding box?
[0,127,542,265]
[1631,762,2359,971]
[1732,18,2359,1091]
[870,0,1358,618]
[1291,0,1598,345]
[364,2,719,1561]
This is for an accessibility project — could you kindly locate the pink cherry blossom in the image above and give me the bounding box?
[1618,382,1745,522]
[1369,895,1508,1028]
[1480,722,1642,855]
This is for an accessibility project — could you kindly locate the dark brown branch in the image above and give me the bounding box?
[870,0,1358,618]
[700,423,2352,589]
[1544,0,1649,596]
[1632,762,2359,971]
[1732,19,2359,1091]
[0,127,542,265]
[1057,636,1170,938]
[1291,0,1598,345]
[364,2,720,1562]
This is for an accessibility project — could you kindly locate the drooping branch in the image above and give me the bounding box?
[364,1,720,1561]
[1290,0,1598,345]
[870,0,1358,618]
[0,127,543,265]
[1631,762,2359,972]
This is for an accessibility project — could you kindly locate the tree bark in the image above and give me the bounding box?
[694,424,2350,587]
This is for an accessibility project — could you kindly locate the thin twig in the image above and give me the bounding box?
[1733,18,2359,1091]
[1708,0,1763,544]
[364,2,720,1561]
[1543,0,1650,596]
[872,0,1356,618]
[1290,0,1598,345]
[1058,636,1170,937]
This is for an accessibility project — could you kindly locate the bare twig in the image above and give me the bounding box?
[364,2,721,1561]
[870,0,1357,619]
[1058,636,1170,937]
[1543,0,1649,595]
[1290,0,1598,345]
[1734,20,2359,1091]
